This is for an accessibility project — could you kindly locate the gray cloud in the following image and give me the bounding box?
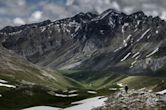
[0,0,165,29]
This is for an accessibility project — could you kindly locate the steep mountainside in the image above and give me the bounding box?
[0,45,81,90]
[0,9,166,75]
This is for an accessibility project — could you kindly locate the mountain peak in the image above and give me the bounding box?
[101,9,122,15]
[0,19,52,33]
[132,11,145,17]
[72,12,98,23]
[0,9,166,74]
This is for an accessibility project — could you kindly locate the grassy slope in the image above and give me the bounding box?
[118,76,166,91]
[62,69,166,91]
[61,70,126,89]
[0,46,85,110]
[0,46,83,90]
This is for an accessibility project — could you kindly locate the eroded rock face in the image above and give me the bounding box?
[0,9,166,74]
[93,88,166,110]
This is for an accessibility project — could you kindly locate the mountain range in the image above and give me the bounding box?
[0,9,166,109]
[1,9,166,75]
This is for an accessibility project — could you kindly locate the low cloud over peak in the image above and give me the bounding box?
[0,0,166,29]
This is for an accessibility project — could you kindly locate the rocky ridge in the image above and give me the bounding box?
[0,9,166,74]
[93,88,166,110]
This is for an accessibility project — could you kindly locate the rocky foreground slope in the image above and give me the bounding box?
[93,88,166,110]
[0,9,166,75]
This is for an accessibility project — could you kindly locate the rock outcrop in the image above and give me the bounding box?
[93,88,166,110]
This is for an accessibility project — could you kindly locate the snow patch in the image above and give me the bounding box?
[121,52,131,62]
[126,34,132,41]
[69,20,80,27]
[156,89,166,95]
[99,11,111,20]
[55,93,78,97]
[114,47,122,52]
[23,106,60,110]
[132,52,140,58]
[131,60,137,66]
[136,28,151,42]
[123,34,132,47]
[87,91,97,94]
[40,27,46,32]
[146,48,159,57]
[68,94,78,97]
[137,20,141,25]
[0,83,16,88]
[75,26,80,32]
[8,30,22,35]
[66,29,70,33]
[117,83,123,87]
[147,35,151,39]
[100,30,104,34]
[134,28,138,32]
[109,88,118,91]
[68,90,78,93]
[0,79,8,83]
[67,96,107,110]
[135,55,140,60]
[23,96,107,110]
[48,23,54,27]
[130,60,137,68]
[122,23,129,33]
[60,62,82,70]
[55,93,68,97]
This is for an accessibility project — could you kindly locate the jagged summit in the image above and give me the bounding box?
[72,12,98,23]
[0,9,166,75]
[0,20,52,33]
[0,9,164,34]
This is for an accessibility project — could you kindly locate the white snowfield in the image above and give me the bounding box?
[156,89,166,101]
[117,83,123,87]
[87,90,97,94]
[136,28,151,42]
[109,88,118,91]
[0,83,16,88]
[55,93,78,97]
[68,90,78,93]
[23,106,61,110]
[0,79,16,88]
[0,79,8,83]
[23,96,107,110]
[65,96,107,110]
[132,52,140,58]
[156,89,166,95]
[120,52,131,61]
[68,94,78,97]
[146,48,159,58]
[55,93,68,97]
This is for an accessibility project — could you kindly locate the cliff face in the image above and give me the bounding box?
[1,9,166,74]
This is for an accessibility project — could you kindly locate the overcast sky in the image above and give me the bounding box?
[0,0,166,28]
